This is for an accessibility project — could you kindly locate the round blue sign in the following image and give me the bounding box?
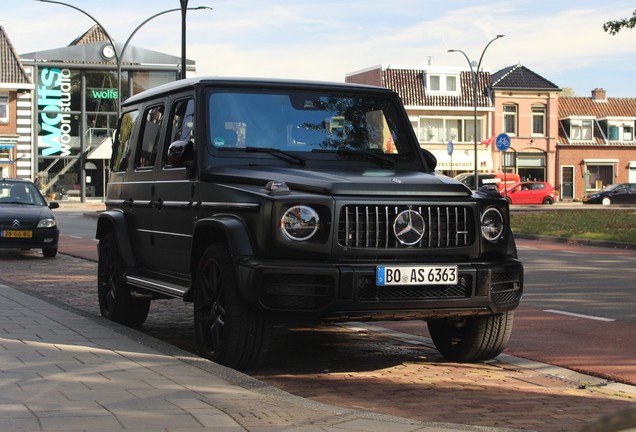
[495,133,511,151]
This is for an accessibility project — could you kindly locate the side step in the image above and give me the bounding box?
[125,275,188,299]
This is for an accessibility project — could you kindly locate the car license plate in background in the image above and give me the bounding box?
[1,230,33,238]
[377,265,458,286]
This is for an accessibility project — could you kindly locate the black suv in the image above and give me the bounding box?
[97,77,523,370]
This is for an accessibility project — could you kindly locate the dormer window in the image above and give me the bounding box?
[426,73,460,96]
[570,119,593,141]
[606,119,635,142]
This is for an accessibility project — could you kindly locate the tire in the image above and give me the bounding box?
[543,196,554,205]
[97,233,150,327]
[505,197,512,204]
[42,247,57,258]
[193,243,271,370]
[602,196,612,206]
[428,311,514,362]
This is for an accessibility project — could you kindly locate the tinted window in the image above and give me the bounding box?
[164,98,195,166]
[112,110,140,172]
[136,105,165,168]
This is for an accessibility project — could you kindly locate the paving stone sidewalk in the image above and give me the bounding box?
[0,282,521,432]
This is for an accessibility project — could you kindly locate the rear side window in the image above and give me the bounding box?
[164,98,195,166]
[112,110,140,172]
[136,105,165,169]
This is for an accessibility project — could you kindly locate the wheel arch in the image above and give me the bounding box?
[96,210,137,270]
[186,215,255,300]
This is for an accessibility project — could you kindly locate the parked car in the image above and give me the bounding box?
[454,172,520,191]
[502,181,555,205]
[0,178,59,257]
[582,183,636,205]
[96,77,523,370]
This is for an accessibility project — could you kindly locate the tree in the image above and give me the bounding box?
[603,10,636,35]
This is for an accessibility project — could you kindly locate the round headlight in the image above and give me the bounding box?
[37,218,57,228]
[281,205,320,241]
[480,207,505,242]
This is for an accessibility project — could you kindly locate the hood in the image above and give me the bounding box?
[203,165,472,197]
[0,204,54,224]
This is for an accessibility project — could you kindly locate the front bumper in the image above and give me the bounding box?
[0,228,59,251]
[237,258,523,322]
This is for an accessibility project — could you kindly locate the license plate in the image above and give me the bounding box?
[1,230,33,238]
[377,265,458,286]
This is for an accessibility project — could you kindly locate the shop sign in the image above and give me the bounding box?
[37,68,73,156]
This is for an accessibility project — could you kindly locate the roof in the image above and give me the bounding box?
[69,24,110,46]
[558,96,636,146]
[123,76,396,106]
[380,67,492,108]
[559,96,636,119]
[0,25,30,85]
[491,64,560,91]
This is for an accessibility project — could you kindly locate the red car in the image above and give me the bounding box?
[502,181,555,205]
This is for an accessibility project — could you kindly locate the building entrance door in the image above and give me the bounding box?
[561,166,574,200]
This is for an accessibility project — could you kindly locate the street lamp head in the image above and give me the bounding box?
[193,6,213,10]
[496,34,505,39]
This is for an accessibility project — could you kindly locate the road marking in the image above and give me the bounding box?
[543,309,615,322]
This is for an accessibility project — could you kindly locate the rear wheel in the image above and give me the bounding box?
[543,196,554,205]
[193,243,271,370]
[97,233,150,327]
[428,312,514,362]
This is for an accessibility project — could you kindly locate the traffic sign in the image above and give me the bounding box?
[447,141,454,155]
[495,133,511,151]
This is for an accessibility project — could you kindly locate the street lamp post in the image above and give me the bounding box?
[37,1,211,115]
[180,0,188,79]
[448,35,504,190]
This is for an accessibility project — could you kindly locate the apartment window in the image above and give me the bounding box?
[531,104,545,135]
[571,120,593,140]
[429,75,441,91]
[417,117,481,143]
[426,73,460,95]
[624,125,634,141]
[0,96,8,123]
[586,163,614,190]
[446,75,457,92]
[503,104,517,135]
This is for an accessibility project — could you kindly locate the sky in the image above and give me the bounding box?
[2,0,636,97]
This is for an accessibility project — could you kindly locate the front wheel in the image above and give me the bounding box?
[42,247,57,258]
[193,243,271,370]
[602,196,612,206]
[428,311,514,362]
[97,233,150,327]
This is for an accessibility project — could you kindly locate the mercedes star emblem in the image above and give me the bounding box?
[393,210,425,245]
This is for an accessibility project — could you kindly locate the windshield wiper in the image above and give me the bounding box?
[312,148,394,167]
[243,147,306,166]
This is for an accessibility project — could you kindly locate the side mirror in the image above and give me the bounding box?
[167,140,194,168]
[49,201,60,209]
[421,148,437,171]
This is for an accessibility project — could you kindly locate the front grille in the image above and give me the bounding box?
[358,275,472,301]
[0,220,36,229]
[338,204,475,249]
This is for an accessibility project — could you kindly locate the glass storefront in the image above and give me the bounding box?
[34,66,177,200]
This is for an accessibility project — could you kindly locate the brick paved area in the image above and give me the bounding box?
[1,249,634,432]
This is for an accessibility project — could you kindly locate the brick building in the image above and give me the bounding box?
[558,88,636,200]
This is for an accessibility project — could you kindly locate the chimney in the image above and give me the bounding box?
[591,88,607,102]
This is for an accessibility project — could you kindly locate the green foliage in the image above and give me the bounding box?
[510,210,636,243]
[603,10,636,35]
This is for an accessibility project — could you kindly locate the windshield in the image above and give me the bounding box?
[205,89,418,167]
[0,181,47,206]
